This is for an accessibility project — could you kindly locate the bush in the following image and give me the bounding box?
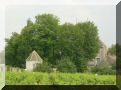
[91,67,116,75]
[75,58,88,72]
[111,63,116,70]
[34,61,52,72]
[56,57,77,73]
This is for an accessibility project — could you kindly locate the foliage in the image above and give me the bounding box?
[108,44,116,55]
[6,72,116,85]
[111,63,116,70]
[56,57,77,73]
[91,67,116,75]
[5,13,100,72]
[34,61,52,72]
[116,44,121,72]
[76,22,100,60]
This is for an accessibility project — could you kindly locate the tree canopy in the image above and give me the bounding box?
[5,13,100,72]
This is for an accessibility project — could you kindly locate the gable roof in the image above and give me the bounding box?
[26,50,43,62]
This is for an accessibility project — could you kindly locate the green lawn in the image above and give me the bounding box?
[6,71,116,85]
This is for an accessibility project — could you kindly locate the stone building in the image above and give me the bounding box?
[88,40,116,68]
[88,40,108,67]
[26,50,43,71]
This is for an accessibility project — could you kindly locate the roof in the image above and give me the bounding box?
[26,50,43,62]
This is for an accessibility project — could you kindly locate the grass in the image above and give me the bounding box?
[6,71,116,85]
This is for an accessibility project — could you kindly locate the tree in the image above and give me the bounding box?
[5,32,22,67]
[108,44,116,55]
[5,14,100,72]
[56,57,77,73]
[26,19,33,26]
[76,21,100,60]
[6,14,60,68]
[34,61,52,72]
[116,44,121,72]
[75,22,100,72]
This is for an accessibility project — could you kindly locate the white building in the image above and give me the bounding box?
[26,50,43,71]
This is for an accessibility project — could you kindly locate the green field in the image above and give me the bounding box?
[6,72,116,85]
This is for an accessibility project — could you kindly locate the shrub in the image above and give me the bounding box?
[91,67,116,75]
[111,63,116,70]
[56,57,77,73]
[75,58,88,72]
[34,61,52,72]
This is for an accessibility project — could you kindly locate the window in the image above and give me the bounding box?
[96,57,100,65]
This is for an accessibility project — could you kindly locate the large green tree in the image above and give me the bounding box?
[6,14,60,68]
[5,14,100,72]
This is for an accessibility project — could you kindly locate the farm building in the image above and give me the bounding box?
[26,50,43,71]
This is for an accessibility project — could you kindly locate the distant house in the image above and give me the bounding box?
[88,40,108,67]
[88,40,116,68]
[26,50,43,71]
[95,40,108,65]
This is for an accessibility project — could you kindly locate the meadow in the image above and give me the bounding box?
[6,71,116,85]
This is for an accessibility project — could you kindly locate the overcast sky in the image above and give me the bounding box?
[6,5,116,46]
[0,0,119,52]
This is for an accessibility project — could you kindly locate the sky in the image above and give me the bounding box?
[6,5,116,46]
[0,0,120,52]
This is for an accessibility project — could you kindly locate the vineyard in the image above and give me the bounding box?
[6,72,116,85]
